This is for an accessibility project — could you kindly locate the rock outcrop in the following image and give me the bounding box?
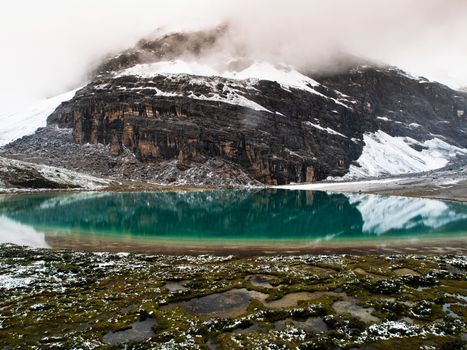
[0,156,108,191]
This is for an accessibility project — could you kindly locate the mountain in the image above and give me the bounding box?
[1,27,466,186]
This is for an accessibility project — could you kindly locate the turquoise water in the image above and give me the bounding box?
[0,190,466,247]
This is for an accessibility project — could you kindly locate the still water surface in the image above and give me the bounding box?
[0,190,466,249]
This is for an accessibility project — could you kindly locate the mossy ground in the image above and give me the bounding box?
[0,245,465,349]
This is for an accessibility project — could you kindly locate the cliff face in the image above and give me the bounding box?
[48,73,363,185]
[6,29,467,186]
[318,68,467,145]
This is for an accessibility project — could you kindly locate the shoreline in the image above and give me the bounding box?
[42,234,467,257]
[0,150,466,202]
[1,169,467,203]
[1,183,467,203]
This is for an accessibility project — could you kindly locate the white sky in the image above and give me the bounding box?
[0,0,466,114]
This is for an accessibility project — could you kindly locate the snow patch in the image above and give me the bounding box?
[408,123,421,128]
[303,121,347,138]
[346,130,467,178]
[118,60,352,109]
[358,321,418,342]
[122,60,218,77]
[0,88,81,146]
[0,274,34,290]
[119,74,270,112]
[275,178,401,191]
[187,90,271,112]
[223,61,321,92]
[119,60,321,94]
[376,116,391,122]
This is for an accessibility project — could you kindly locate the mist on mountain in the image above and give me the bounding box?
[1,0,467,113]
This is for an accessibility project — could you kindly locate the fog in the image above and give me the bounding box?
[1,0,466,113]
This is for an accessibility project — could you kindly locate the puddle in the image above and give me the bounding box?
[103,318,156,345]
[162,288,268,318]
[445,293,467,303]
[232,323,267,334]
[400,317,415,325]
[442,303,461,319]
[247,275,275,289]
[353,268,385,280]
[332,297,379,323]
[163,288,345,317]
[353,268,369,276]
[265,291,344,309]
[265,292,313,309]
[309,266,337,274]
[206,337,221,350]
[275,317,328,333]
[164,281,189,293]
[120,303,137,314]
[442,293,467,318]
[393,268,420,276]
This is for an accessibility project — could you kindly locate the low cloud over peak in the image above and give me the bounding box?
[1,0,466,113]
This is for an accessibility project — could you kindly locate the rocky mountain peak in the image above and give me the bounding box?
[94,25,228,77]
[2,28,466,186]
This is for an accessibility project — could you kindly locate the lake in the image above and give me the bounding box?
[0,190,466,254]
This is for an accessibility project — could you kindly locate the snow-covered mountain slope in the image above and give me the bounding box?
[2,27,467,185]
[119,60,323,93]
[345,130,467,179]
[113,59,352,110]
[0,156,109,191]
[0,88,80,146]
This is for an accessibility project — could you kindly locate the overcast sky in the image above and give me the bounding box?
[1,0,466,113]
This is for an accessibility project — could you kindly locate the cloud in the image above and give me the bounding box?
[216,0,467,78]
[0,0,222,112]
[0,0,466,113]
